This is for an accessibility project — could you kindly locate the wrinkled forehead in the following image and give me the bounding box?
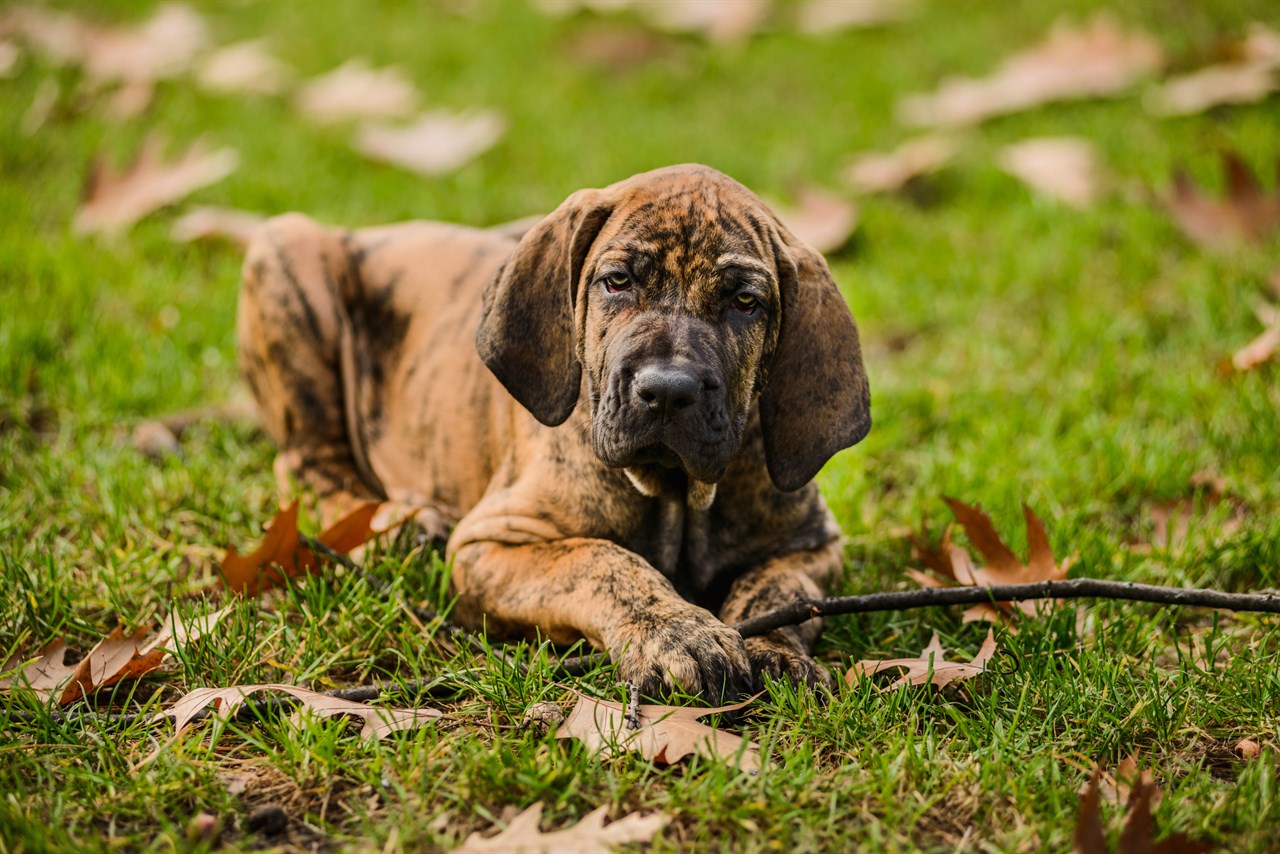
[590,172,777,281]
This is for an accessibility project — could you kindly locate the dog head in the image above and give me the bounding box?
[477,164,870,492]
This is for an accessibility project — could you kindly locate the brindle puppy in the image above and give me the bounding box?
[237,164,870,699]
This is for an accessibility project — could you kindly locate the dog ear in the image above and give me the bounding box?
[476,189,612,426]
[759,232,871,492]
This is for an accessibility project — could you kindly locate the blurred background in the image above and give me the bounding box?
[2,0,1278,571]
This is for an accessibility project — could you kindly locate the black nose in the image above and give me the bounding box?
[633,365,704,418]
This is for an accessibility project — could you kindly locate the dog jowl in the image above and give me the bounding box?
[239,164,870,700]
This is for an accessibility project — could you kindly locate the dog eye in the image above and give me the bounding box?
[603,271,631,293]
[732,292,759,314]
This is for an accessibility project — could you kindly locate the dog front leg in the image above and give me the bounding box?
[718,540,842,690]
[451,538,752,700]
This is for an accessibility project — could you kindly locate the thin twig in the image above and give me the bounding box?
[732,579,1280,638]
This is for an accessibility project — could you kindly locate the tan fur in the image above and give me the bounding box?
[237,165,870,698]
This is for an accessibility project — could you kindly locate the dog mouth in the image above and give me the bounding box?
[604,438,731,484]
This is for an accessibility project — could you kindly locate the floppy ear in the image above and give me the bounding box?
[759,235,872,492]
[476,189,613,426]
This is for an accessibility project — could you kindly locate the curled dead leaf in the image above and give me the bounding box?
[998,137,1102,208]
[1163,152,1280,248]
[847,629,997,690]
[170,206,266,246]
[153,683,442,740]
[197,40,292,96]
[771,185,858,254]
[899,13,1162,127]
[796,0,919,35]
[74,135,238,236]
[1075,761,1211,853]
[555,688,762,772]
[0,605,232,705]
[1235,738,1261,759]
[844,135,955,194]
[354,109,506,177]
[458,803,667,854]
[294,59,418,124]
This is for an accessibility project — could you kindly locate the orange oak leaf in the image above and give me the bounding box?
[1075,763,1212,853]
[910,498,1071,625]
[772,185,858,254]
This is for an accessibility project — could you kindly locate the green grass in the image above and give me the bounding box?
[3,0,1280,850]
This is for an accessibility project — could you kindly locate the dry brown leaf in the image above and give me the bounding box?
[458,803,667,854]
[1147,62,1277,117]
[294,59,418,124]
[1164,152,1280,248]
[565,24,672,72]
[74,136,238,236]
[1075,763,1212,854]
[220,500,383,595]
[197,40,291,96]
[0,605,232,705]
[910,498,1071,624]
[0,39,19,77]
[6,3,205,84]
[1139,475,1246,552]
[999,137,1102,208]
[846,629,997,690]
[556,689,761,772]
[772,185,858,254]
[843,135,955,194]
[899,13,1162,127]
[643,0,770,44]
[354,109,506,177]
[1230,298,1280,371]
[154,683,442,739]
[796,0,918,35]
[170,206,266,246]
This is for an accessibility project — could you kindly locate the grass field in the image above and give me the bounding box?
[2,0,1279,850]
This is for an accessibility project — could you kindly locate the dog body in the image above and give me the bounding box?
[237,165,870,697]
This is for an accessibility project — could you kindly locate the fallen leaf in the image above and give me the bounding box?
[556,689,761,772]
[999,137,1102,208]
[847,629,997,690]
[294,59,418,124]
[899,13,1162,127]
[74,136,238,236]
[796,0,918,35]
[643,0,771,44]
[564,24,672,72]
[0,605,232,705]
[843,135,955,194]
[772,185,858,254]
[458,803,667,854]
[0,39,19,77]
[154,683,442,740]
[220,500,382,595]
[4,6,88,66]
[1163,152,1280,248]
[197,40,291,96]
[1147,62,1277,117]
[170,206,266,246]
[1230,298,1280,371]
[77,3,207,85]
[131,419,181,458]
[1139,475,1246,551]
[1079,754,1147,808]
[354,109,506,176]
[910,498,1071,624]
[1075,763,1212,853]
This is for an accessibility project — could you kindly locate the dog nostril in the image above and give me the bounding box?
[638,388,658,405]
[634,366,702,415]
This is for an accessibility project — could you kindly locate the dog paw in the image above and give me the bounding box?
[745,635,832,693]
[611,605,753,702]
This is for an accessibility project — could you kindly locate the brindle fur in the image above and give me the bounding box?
[237,165,871,699]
